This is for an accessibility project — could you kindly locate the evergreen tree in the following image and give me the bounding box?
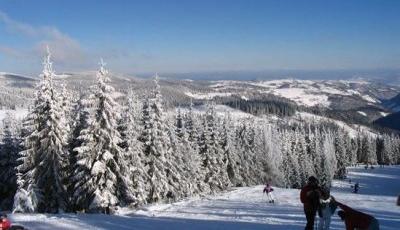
[334,130,347,179]
[123,90,148,206]
[219,112,241,186]
[141,74,181,202]
[199,102,230,192]
[0,113,21,210]
[73,60,134,212]
[14,48,69,213]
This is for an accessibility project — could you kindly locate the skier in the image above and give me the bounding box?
[335,200,380,230]
[353,182,359,194]
[263,183,274,203]
[0,213,11,230]
[300,176,322,230]
[317,189,337,230]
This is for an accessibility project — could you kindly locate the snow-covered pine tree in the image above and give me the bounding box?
[67,94,92,211]
[199,102,230,192]
[141,74,181,202]
[382,134,396,165]
[319,132,337,188]
[296,128,314,186]
[310,127,323,181]
[0,113,21,210]
[183,101,208,193]
[123,90,148,206]
[168,110,195,197]
[14,47,69,213]
[252,122,276,185]
[235,121,257,186]
[219,112,241,186]
[281,130,301,188]
[334,130,347,179]
[361,135,377,165]
[73,59,134,212]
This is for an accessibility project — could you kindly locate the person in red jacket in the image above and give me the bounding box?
[335,201,380,230]
[0,214,11,230]
[300,176,322,230]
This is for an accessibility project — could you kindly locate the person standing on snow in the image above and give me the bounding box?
[300,176,322,230]
[353,182,359,194]
[263,183,275,203]
[317,189,337,230]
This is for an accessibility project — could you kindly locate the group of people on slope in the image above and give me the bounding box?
[300,176,379,230]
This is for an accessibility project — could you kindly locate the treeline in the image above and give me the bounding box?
[215,95,297,117]
[0,52,400,213]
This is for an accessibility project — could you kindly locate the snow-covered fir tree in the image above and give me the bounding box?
[198,102,230,192]
[319,132,337,188]
[219,112,241,186]
[0,113,21,210]
[334,130,347,179]
[122,90,148,206]
[140,74,182,202]
[14,48,69,213]
[73,59,134,212]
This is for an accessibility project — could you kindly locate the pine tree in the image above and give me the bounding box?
[123,90,148,206]
[14,48,69,213]
[73,59,134,212]
[141,74,181,202]
[219,112,241,186]
[183,101,207,193]
[0,113,21,210]
[319,132,336,188]
[199,102,230,192]
[334,130,347,179]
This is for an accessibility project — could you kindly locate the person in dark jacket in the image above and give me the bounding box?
[300,176,322,230]
[336,200,379,230]
[353,182,359,194]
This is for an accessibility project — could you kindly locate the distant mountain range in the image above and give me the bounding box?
[1,71,400,132]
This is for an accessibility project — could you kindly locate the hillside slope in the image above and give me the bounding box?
[8,166,400,230]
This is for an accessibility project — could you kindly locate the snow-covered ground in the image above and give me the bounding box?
[205,79,383,108]
[295,111,377,138]
[8,166,400,229]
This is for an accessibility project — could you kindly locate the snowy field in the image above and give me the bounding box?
[8,166,400,230]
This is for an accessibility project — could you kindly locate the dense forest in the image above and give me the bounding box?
[1,52,399,213]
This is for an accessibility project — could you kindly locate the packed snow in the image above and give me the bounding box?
[184,91,232,99]
[8,166,400,230]
[357,111,368,117]
[380,112,390,117]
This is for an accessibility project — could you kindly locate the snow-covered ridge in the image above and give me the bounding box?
[186,79,393,109]
[294,112,377,138]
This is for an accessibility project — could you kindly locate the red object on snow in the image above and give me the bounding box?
[337,202,374,230]
[0,217,11,230]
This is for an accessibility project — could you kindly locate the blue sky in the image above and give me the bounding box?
[0,0,400,75]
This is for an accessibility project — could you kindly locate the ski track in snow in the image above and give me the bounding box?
[8,166,400,230]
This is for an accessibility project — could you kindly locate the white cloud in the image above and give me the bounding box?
[0,10,87,67]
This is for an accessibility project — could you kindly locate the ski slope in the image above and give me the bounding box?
[8,166,400,229]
